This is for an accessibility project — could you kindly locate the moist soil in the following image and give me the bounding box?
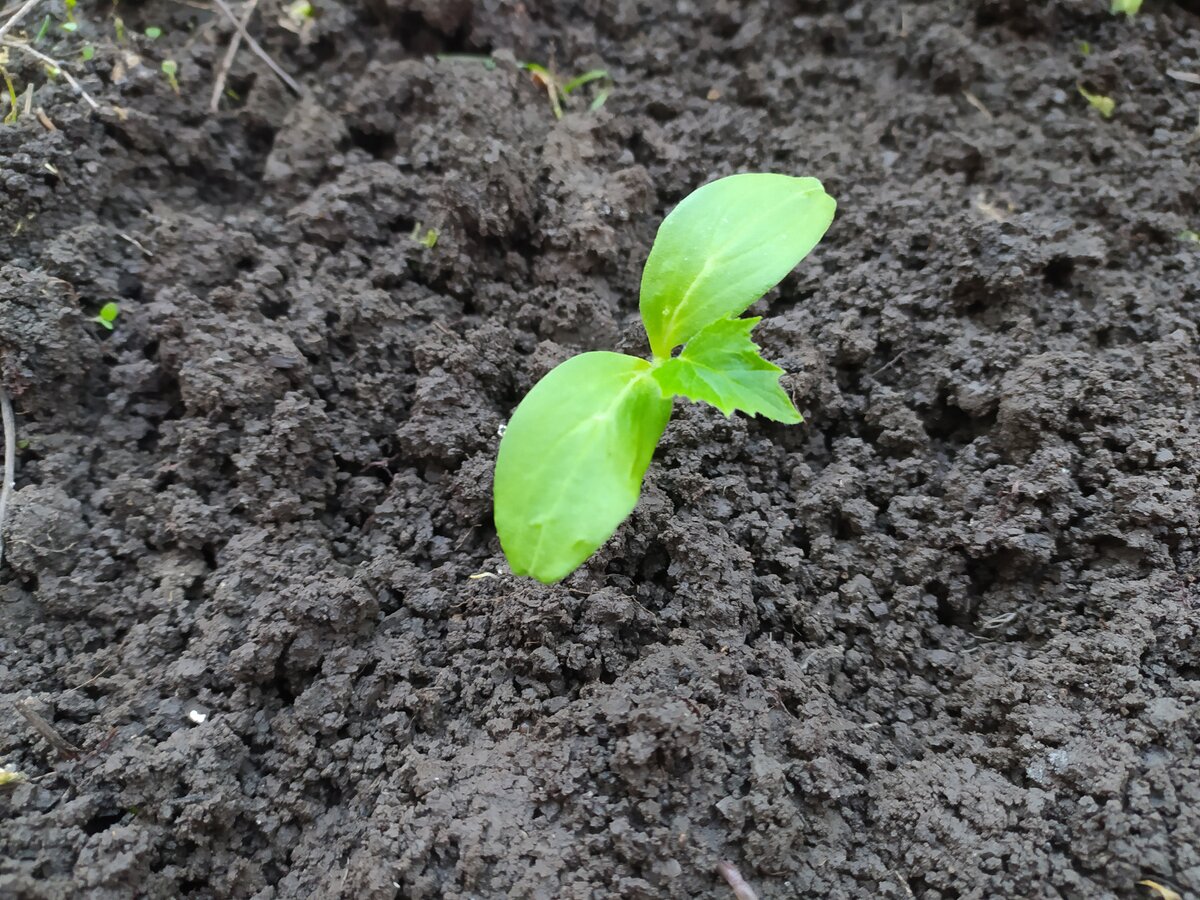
[2,1,1200,897]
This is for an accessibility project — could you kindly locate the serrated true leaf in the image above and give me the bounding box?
[651,317,801,423]
[639,173,835,358]
[494,351,672,583]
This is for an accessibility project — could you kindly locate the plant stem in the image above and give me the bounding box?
[0,386,14,572]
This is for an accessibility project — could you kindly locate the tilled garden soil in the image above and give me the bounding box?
[2,0,1199,897]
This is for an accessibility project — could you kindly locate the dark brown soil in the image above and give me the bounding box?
[2,0,1199,897]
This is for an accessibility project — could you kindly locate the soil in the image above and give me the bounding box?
[2,0,1199,897]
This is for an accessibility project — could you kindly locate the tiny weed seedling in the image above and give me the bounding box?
[145,26,162,40]
[1,68,18,125]
[1111,0,1143,14]
[494,173,835,583]
[520,62,613,118]
[408,222,438,248]
[1078,84,1115,118]
[93,301,119,330]
[161,59,179,93]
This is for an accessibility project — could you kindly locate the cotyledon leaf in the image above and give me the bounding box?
[639,173,836,359]
[494,351,673,583]
[652,316,801,423]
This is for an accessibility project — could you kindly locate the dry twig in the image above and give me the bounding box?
[15,699,82,757]
[0,0,40,42]
[209,0,259,112]
[0,387,13,573]
[208,0,301,96]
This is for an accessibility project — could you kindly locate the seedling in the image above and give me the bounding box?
[493,173,835,583]
[1111,0,1142,14]
[59,0,78,31]
[145,26,162,39]
[521,62,613,118]
[409,222,438,248]
[161,58,179,93]
[93,301,119,330]
[1,68,18,125]
[561,68,612,111]
[285,1,314,24]
[1078,84,1114,118]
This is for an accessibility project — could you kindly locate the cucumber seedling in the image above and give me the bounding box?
[493,173,835,583]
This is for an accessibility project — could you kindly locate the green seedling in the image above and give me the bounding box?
[286,0,314,23]
[81,44,95,61]
[0,766,25,787]
[561,68,612,111]
[409,222,438,248]
[1078,84,1114,118]
[144,26,162,39]
[1180,230,1200,244]
[113,16,126,42]
[34,14,51,43]
[161,59,179,93]
[1,68,18,125]
[1077,40,1092,56]
[493,173,835,583]
[1111,0,1142,14]
[93,301,119,330]
[520,62,613,118]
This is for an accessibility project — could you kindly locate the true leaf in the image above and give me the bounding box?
[494,351,672,583]
[652,317,801,423]
[639,173,835,358]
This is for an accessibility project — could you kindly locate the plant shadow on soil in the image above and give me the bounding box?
[1,0,1199,898]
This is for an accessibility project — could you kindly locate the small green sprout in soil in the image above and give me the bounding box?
[161,59,179,93]
[145,26,162,39]
[113,16,126,42]
[1077,40,1092,56]
[409,222,438,248]
[0,766,26,787]
[494,173,835,583]
[520,62,613,118]
[1078,84,1115,118]
[286,1,314,23]
[1,68,18,125]
[1180,230,1200,244]
[560,68,612,111]
[34,14,51,43]
[1111,0,1143,14]
[81,44,94,61]
[93,301,119,330]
